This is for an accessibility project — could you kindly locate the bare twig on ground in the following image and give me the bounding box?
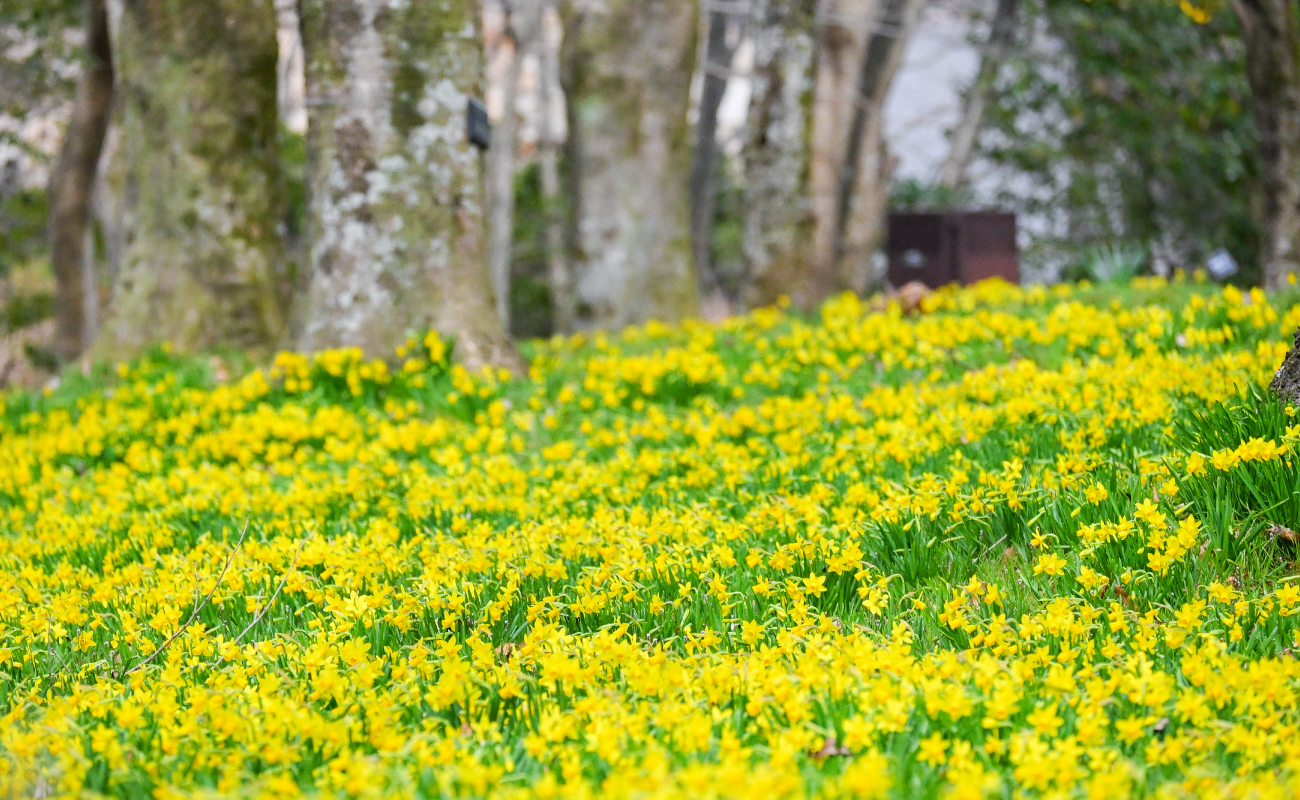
[124,520,249,676]
[220,535,308,661]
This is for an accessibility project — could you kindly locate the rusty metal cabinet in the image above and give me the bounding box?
[887,211,1018,289]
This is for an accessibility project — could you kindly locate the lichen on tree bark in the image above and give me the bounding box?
[294,0,518,371]
[97,0,289,358]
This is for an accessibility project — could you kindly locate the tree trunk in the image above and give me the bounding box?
[484,0,524,334]
[808,0,872,310]
[274,0,308,135]
[1272,327,1300,404]
[48,0,113,363]
[740,0,815,308]
[690,1,745,318]
[97,0,287,357]
[1233,0,1300,291]
[804,0,917,305]
[559,0,700,329]
[938,0,1018,189]
[295,0,519,371]
[95,5,282,354]
[537,1,574,333]
[831,0,917,280]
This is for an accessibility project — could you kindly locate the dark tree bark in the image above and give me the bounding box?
[1233,0,1300,291]
[1272,327,1300,404]
[98,0,288,357]
[559,0,700,329]
[690,0,745,318]
[938,0,1019,190]
[47,0,113,363]
[295,0,520,371]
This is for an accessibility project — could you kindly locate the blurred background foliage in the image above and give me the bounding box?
[0,0,80,335]
[0,0,1292,386]
[982,0,1259,283]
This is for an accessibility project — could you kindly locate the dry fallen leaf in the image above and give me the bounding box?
[810,734,850,759]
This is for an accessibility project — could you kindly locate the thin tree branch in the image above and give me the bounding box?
[938,0,1020,189]
[124,520,250,676]
[220,535,308,660]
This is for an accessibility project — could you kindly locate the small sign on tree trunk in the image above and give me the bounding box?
[467,97,491,150]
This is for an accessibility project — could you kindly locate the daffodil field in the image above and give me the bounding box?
[6,278,1300,799]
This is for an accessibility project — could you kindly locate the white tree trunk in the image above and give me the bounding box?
[295,0,518,370]
[740,0,815,307]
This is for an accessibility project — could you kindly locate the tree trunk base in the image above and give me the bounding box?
[1270,328,1300,404]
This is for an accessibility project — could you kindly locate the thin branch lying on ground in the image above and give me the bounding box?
[123,520,250,676]
[220,535,308,662]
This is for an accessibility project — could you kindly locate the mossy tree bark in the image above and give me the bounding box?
[97,0,289,357]
[295,0,518,371]
[559,0,699,329]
